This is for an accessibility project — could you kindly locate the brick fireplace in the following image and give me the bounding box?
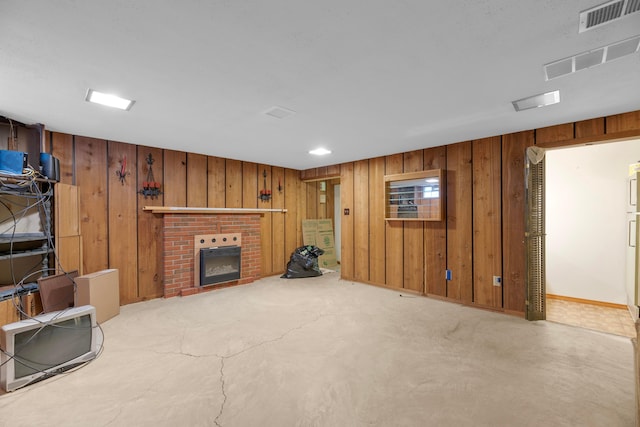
[161,213,261,297]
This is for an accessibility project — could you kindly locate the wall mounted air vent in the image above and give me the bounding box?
[544,35,640,80]
[579,0,640,32]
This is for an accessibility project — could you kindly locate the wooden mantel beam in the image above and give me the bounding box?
[143,206,287,214]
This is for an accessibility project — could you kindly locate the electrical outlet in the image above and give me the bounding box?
[493,276,501,287]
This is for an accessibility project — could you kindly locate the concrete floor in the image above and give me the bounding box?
[0,271,635,426]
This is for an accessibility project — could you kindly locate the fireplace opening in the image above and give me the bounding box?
[200,246,241,286]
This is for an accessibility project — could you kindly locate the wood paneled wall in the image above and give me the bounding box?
[424,147,447,297]
[137,146,164,300]
[306,110,640,315]
[445,142,472,304]
[49,134,304,305]
[48,109,640,313]
[472,136,502,309]
[303,180,338,221]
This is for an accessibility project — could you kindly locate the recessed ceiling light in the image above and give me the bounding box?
[309,148,331,156]
[512,90,560,112]
[85,89,135,110]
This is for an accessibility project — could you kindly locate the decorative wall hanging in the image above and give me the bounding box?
[139,153,163,199]
[116,155,130,185]
[259,169,272,202]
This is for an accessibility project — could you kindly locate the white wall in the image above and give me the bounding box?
[546,139,640,304]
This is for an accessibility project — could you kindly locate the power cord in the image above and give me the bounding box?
[0,172,106,390]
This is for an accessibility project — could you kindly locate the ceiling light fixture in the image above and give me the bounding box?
[264,106,296,119]
[85,89,135,110]
[512,90,560,112]
[309,148,331,156]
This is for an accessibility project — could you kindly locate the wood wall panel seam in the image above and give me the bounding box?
[354,160,370,282]
[108,141,139,303]
[137,145,164,300]
[402,150,425,292]
[340,162,355,279]
[384,153,404,288]
[186,153,208,207]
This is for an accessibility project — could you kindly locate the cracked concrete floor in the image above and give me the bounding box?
[0,271,635,426]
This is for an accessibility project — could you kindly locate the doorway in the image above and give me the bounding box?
[543,139,640,337]
[303,178,341,269]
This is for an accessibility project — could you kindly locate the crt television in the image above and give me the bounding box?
[0,305,103,392]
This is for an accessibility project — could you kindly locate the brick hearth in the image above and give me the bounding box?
[162,213,261,297]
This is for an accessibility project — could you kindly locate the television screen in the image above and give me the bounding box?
[13,314,92,379]
[0,305,102,392]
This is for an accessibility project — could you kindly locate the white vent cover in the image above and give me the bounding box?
[579,0,640,32]
[512,90,560,112]
[544,35,640,80]
[263,106,296,119]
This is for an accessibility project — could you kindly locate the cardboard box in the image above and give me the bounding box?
[317,219,333,232]
[302,220,318,246]
[75,269,120,324]
[302,219,337,268]
[318,247,337,268]
[317,230,335,249]
[21,291,43,318]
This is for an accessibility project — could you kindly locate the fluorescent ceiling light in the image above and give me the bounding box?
[264,106,296,119]
[85,89,135,110]
[512,90,560,112]
[309,148,331,156]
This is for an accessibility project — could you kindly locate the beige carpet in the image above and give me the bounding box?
[0,272,635,426]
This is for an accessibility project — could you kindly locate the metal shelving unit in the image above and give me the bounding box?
[0,174,54,286]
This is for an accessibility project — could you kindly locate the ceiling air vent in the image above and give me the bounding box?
[579,0,640,32]
[544,35,640,80]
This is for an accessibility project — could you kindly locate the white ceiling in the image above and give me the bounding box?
[1,1,639,170]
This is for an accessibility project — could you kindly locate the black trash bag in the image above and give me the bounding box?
[281,245,325,279]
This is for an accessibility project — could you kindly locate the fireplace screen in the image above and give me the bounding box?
[199,246,241,286]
